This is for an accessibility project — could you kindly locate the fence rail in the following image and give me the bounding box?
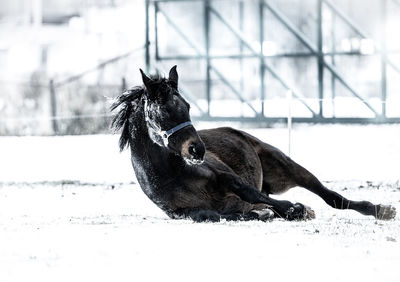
[0,46,145,135]
[2,0,400,136]
[146,0,400,124]
[47,46,145,134]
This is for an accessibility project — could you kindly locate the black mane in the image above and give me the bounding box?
[110,75,166,151]
[110,86,143,151]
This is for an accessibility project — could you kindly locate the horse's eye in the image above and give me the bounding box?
[163,101,173,111]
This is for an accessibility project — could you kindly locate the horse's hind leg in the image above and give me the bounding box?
[293,166,396,220]
[254,141,396,220]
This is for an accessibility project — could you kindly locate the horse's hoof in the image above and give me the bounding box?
[285,203,311,221]
[252,208,274,221]
[377,205,396,220]
[304,205,316,220]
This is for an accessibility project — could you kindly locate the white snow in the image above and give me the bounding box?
[0,124,399,282]
[1,124,399,183]
[0,182,399,282]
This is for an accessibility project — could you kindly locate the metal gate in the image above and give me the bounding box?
[145,0,400,123]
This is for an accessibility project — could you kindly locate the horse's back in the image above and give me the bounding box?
[198,127,263,190]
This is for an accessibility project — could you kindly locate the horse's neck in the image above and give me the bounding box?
[128,108,181,177]
[128,111,182,205]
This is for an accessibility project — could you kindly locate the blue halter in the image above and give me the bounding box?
[144,99,193,148]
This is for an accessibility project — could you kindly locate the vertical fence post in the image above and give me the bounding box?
[317,0,324,118]
[330,11,336,118]
[287,90,293,157]
[145,0,150,73]
[380,0,387,119]
[121,77,127,92]
[239,0,244,94]
[155,2,160,61]
[204,0,211,117]
[49,79,58,134]
[259,0,265,118]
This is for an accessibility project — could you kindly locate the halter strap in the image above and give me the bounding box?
[144,99,193,148]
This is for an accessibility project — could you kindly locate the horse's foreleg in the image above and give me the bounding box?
[170,208,222,222]
[170,207,274,222]
[218,171,314,220]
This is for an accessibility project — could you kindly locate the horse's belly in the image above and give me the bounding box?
[199,127,263,190]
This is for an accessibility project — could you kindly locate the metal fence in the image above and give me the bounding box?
[145,0,400,123]
[0,46,144,135]
[2,0,400,136]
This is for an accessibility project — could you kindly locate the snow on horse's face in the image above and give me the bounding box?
[140,66,205,165]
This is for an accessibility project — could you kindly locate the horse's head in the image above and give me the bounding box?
[140,66,205,165]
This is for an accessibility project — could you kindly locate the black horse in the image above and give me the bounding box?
[111,66,396,222]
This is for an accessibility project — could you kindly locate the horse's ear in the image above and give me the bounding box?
[140,69,152,89]
[140,69,157,99]
[168,65,178,88]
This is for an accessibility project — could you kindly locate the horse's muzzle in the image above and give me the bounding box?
[188,141,205,161]
[181,139,205,165]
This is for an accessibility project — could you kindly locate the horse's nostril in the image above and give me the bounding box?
[188,144,196,156]
[187,142,205,160]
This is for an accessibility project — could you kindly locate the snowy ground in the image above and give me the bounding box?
[0,124,399,282]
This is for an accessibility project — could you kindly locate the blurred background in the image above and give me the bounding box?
[1,3,399,278]
[1,0,400,135]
